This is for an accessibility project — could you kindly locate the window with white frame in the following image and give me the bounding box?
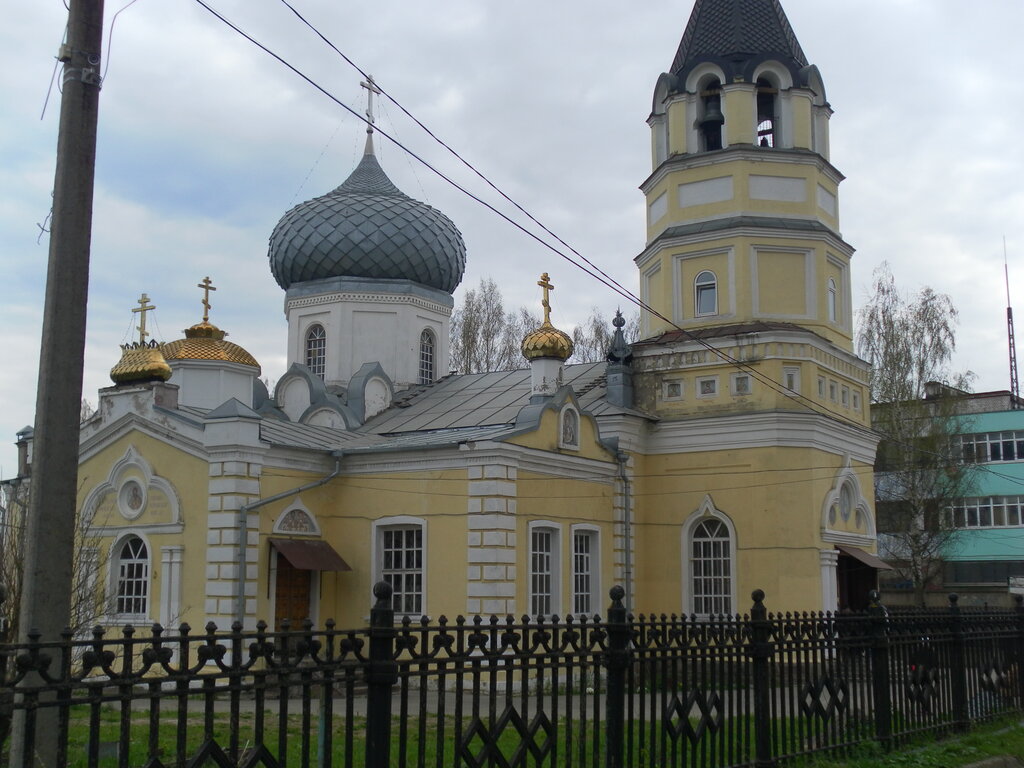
[827,278,838,323]
[957,431,1024,463]
[690,519,732,616]
[530,525,560,617]
[841,386,850,407]
[418,329,435,385]
[379,526,423,616]
[817,376,826,398]
[697,376,718,398]
[694,270,718,316]
[305,324,326,380]
[114,536,149,618]
[731,373,751,396]
[828,380,838,402]
[572,529,598,616]
[783,366,800,393]
[952,496,1024,528]
[663,379,684,400]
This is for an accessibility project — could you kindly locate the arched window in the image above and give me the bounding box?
[756,78,777,148]
[827,278,838,323]
[114,536,149,617]
[418,329,435,385]
[690,519,732,615]
[695,270,718,316]
[305,324,326,380]
[699,79,724,152]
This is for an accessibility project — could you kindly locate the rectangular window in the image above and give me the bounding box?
[572,530,597,616]
[841,386,850,407]
[957,431,1024,464]
[818,376,826,398]
[852,391,861,411]
[828,381,838,402]
[531,528,556,617]
[783,367,800,393]
[381,527,423,615]
[951,496,1024,529]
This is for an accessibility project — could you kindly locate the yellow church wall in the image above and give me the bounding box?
[667,99,689,156]
[630,446,866,614]
[790,94,813,149]
[757,250,808,315]
[505,407,614,464]
[77,432,210,627]
[255,466,470,626]
[723,87,754,146]
[513,468,616,616]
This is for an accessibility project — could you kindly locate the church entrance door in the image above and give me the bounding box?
[274,554,311,631]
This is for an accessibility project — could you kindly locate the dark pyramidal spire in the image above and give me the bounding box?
[670,0,809,84]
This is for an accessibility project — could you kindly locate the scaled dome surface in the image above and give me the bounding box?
[268,152,466,294]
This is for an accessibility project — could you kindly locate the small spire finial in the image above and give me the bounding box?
[360,75,382,155]
[197,276,217,323]
[131,293,156,343]
[537,272,554,325]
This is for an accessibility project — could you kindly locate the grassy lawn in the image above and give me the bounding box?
[796,718,1024,768]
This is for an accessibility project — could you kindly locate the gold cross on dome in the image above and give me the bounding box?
[132,293,156,343]
[197,276,217,323]
[537,272,554,325]
[360,75,382,134]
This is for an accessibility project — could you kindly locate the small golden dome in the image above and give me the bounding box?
[110,341,172,384]
[522,321,574,362]
[521,271,573,362]
[163,321,261,372]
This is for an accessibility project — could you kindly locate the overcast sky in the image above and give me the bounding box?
[3,0,1023,477]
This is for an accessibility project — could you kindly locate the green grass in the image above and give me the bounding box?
[792,717,1024,768]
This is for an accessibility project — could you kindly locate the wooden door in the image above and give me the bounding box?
[274,554,311,631]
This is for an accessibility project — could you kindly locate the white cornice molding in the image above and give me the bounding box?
[79,412,207,464]
[644,410,878,461]
[286,291,452,316]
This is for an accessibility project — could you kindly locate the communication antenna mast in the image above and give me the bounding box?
[1006,237,1020,408]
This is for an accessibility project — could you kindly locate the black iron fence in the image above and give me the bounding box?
[1,583,1022,767]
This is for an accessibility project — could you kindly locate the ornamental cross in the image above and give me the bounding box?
[360,75,381,134]
[197,276,216,323]
[132,293,156,343]
[537,272,554,325]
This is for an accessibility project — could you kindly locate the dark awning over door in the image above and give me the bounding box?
[835,543,894,571]
[270,538,351,571]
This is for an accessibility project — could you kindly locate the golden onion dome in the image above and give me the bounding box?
[163,321,261,372]
[110,341,172,384]
[521,320,574,362]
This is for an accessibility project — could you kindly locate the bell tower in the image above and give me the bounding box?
[639,0,848,350]
[629,1,880,615]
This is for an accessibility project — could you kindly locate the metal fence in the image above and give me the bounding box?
[1,583,1022,767]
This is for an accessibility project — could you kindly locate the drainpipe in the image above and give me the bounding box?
[616,450,633,611]
[234,451,343,624]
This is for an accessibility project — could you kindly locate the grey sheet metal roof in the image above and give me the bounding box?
[362,362,623,435]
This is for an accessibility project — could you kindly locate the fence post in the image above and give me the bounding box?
[949,593,969,732]
[365,581,397,768]
[603,585,630,768]
[748,589,776,768]
[867,590,892,750]
[1015,594,1024,712]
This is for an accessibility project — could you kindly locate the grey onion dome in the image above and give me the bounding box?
[268,152,466,293]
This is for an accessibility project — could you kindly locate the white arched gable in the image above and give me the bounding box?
[684,64,728,95]
[279,377,312,422]
[820,457,875,544]
[82,446,182,527]
[751,62,794,90]
[273,499,322,536]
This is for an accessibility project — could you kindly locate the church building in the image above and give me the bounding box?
[63,0,882,633]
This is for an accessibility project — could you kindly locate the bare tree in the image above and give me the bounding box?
[450,279,539,373]
[571,308,640,363]
[857,263,975,605]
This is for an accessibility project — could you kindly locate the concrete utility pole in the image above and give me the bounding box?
[12,1,104,764]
